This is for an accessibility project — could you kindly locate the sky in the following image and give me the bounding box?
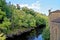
[6,0,60,15]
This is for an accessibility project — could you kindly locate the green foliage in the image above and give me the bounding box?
[0,9,6,16]
[0,10,11,33]
[0,9,6,20]
[22,7,47,27]
[42,17,50,40]
[22,7,35,15]
[0,0,12,18]
[16,4,20,10]
[0,33,6,40]
[42,26,50,40]
[0,0,49,40]
[13,9,36,28]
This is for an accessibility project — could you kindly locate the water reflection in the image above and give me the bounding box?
[34,34,42,40]
[6,27,44,40]
[27,28,43,40]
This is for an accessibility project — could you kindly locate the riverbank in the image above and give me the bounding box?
[6,25,45,39]
[6,27,34,38]
[6,25,45,38]
[6,26,45,40]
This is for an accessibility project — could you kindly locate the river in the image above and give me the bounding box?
[6,27,44,40]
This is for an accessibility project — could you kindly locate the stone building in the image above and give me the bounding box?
[49,10,60,40]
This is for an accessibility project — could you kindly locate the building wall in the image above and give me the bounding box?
[50,22,59,40]
[57,23,60,40]
[49,12,60,21]
[49,12,60,40]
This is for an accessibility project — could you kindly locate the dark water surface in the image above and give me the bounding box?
[6,27,44,40]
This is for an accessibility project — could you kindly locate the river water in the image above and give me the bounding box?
[6,27,44,40]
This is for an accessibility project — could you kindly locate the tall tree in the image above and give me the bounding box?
[17,4,20,10]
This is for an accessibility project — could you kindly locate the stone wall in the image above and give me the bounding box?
[49,12,60,21]
[49,10,60,40]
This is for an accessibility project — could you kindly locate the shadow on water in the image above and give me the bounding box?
[6,25,45,40]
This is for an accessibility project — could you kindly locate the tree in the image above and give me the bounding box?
[0,9,6,23]
[17,4,20,10]
[22,7,35,15]
[42,17,50,40]
[42,27,50,40]
[0,0,49,39]
[0,9,11,33]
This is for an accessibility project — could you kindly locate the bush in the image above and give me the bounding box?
[0,33,6,40]
[42,26,50,40]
